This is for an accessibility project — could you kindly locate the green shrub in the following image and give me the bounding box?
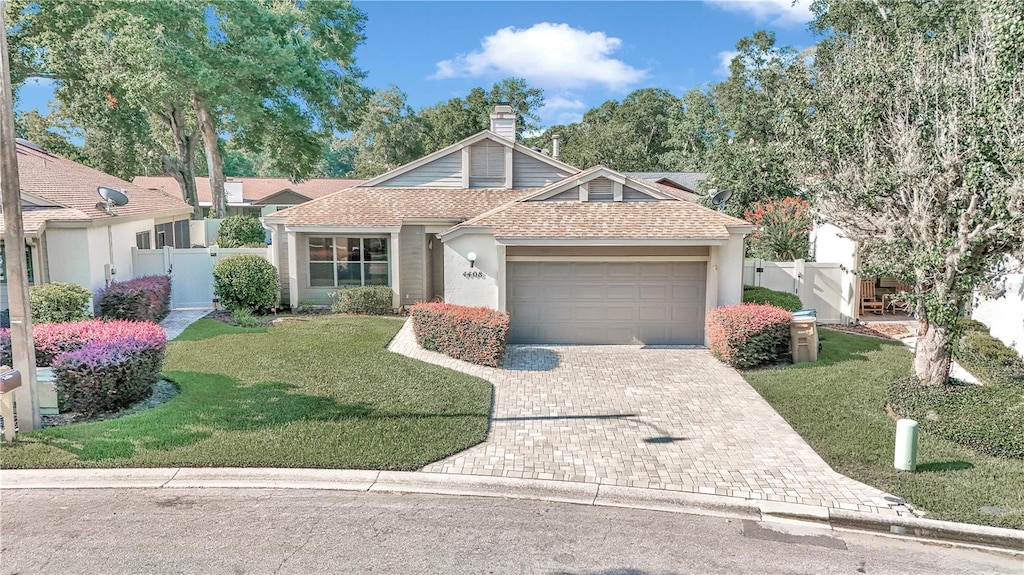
[213,255,279,313]
[889,376,1024,459]
[330,286,394,315]
[706,304,794,368]
[411,302,509,367]
[955,331,1024,387]
[231,307,262,328]
[743,285,803,312]
[956,317,990,335]
[217,215,266,248]
[29,282,92,323]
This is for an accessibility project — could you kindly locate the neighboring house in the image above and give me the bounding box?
[623,172,705,202]
[132,176,366,218]
[1,140,193,313]
[264,105,752,345]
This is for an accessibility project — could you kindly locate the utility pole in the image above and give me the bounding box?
[0,4,40,435]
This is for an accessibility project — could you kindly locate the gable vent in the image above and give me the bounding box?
[588,178,614,202]
[470,140,506,188]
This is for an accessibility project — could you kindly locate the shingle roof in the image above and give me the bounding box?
[449,198,751,240]
[15,141,193,222]
[132,176,366,204]
[264,187,538,228]
[0,207,89,235]
[624,172,707,193]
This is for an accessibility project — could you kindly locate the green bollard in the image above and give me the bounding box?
[894,419,919,471]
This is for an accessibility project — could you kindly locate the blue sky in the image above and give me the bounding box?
[16,0,819,129]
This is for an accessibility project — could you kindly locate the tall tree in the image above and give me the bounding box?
[7,0,367,218]
[789,0,1024,386]
[527,88,681,171]
[702,31,806,215]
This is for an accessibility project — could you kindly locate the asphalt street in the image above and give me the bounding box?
[1,488,1019,574]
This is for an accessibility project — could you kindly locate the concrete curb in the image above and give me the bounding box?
[2,468,1021,554]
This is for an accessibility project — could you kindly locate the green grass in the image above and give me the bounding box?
[742,328,1024,529]
[0,317,492,470]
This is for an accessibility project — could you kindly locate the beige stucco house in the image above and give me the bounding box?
[265,105,752,345]
[0,140,193,315]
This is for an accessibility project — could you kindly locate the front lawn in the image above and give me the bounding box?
[0,317,492,470]
[742,328,1024,530]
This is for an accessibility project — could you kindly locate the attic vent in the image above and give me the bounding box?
[588,178,614,202]
[470,140,506,188]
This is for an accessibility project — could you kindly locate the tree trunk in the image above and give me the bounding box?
[914,318,951,386]
[159,102,203,220]
[193,94,226,219]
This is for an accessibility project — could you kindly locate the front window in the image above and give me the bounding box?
[308,236,390,288]
[0,244,34,284]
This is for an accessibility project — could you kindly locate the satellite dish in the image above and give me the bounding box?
[96,186,130,216]
[709,189,733,210]
[98,186,130,206]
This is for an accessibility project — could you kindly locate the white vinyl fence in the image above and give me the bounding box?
[743,259,846,323]
[132,246,271,309]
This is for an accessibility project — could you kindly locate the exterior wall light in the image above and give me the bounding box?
[467,251,478,268]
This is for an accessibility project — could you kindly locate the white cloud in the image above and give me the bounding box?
[432,23,647,90]
[536,94,588,126]
[704,0,813,25]
[714,50,740,77]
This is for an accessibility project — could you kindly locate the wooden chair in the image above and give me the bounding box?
[860,280,885,315]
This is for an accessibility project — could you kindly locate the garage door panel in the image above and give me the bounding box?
[508,261,707,345]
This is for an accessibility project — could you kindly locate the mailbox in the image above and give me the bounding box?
[0,369,22,393]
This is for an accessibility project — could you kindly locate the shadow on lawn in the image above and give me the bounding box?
[32,372,369,462]
[917,460,975,472]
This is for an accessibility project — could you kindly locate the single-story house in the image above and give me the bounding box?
[133,176,366,218]
[264,105,752,345]
[1,139,194,313]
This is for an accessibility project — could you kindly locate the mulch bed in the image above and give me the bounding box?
[826,322,914,340]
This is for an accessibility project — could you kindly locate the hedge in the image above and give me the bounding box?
[706,303,793,368]
[213,254,279,313]
[331,286,394,315]
[0,320,166,416]
[97,276,171,323]
[955,330,1024,388]
[29,282,93,323]
[889,376,1024,460]
[411,302,509,367]
[742,285,803,312]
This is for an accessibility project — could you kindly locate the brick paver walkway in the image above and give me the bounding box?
[159,309,212,341]
[390,320,900,514]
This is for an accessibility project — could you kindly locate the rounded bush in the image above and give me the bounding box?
[97,276,171,323]
[213,254,279,313]
[742,285,803,312]
[217,215,267,248]
[706,303,793,368]
[29,282,93,323]
[411,302,509,367]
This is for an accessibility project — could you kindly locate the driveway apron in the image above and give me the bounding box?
[390,320,893,513]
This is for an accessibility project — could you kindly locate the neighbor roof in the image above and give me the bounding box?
[445,199,751,241]
[14,140,193,226]
[625,172,706,192]
[131,176,366,205]
[263,187,537,229]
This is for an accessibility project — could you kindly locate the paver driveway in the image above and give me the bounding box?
[390,321,893,513]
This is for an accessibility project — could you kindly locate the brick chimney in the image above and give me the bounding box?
[489,103,517,141]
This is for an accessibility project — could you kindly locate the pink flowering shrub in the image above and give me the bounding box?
[0,320,166,416]
[743,197,813,261]
[706,304,793,368]
[97,275,171,323]
[411,302,509,367]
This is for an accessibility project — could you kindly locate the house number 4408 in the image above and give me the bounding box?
[462,270,486,279]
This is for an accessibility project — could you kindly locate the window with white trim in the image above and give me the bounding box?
[308,236,390,288]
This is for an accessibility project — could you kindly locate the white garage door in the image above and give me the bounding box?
[507,261,707,345]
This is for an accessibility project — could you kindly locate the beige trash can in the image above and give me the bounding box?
[790,316,818,363]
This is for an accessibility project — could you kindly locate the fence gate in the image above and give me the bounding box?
[131,247,270,309]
